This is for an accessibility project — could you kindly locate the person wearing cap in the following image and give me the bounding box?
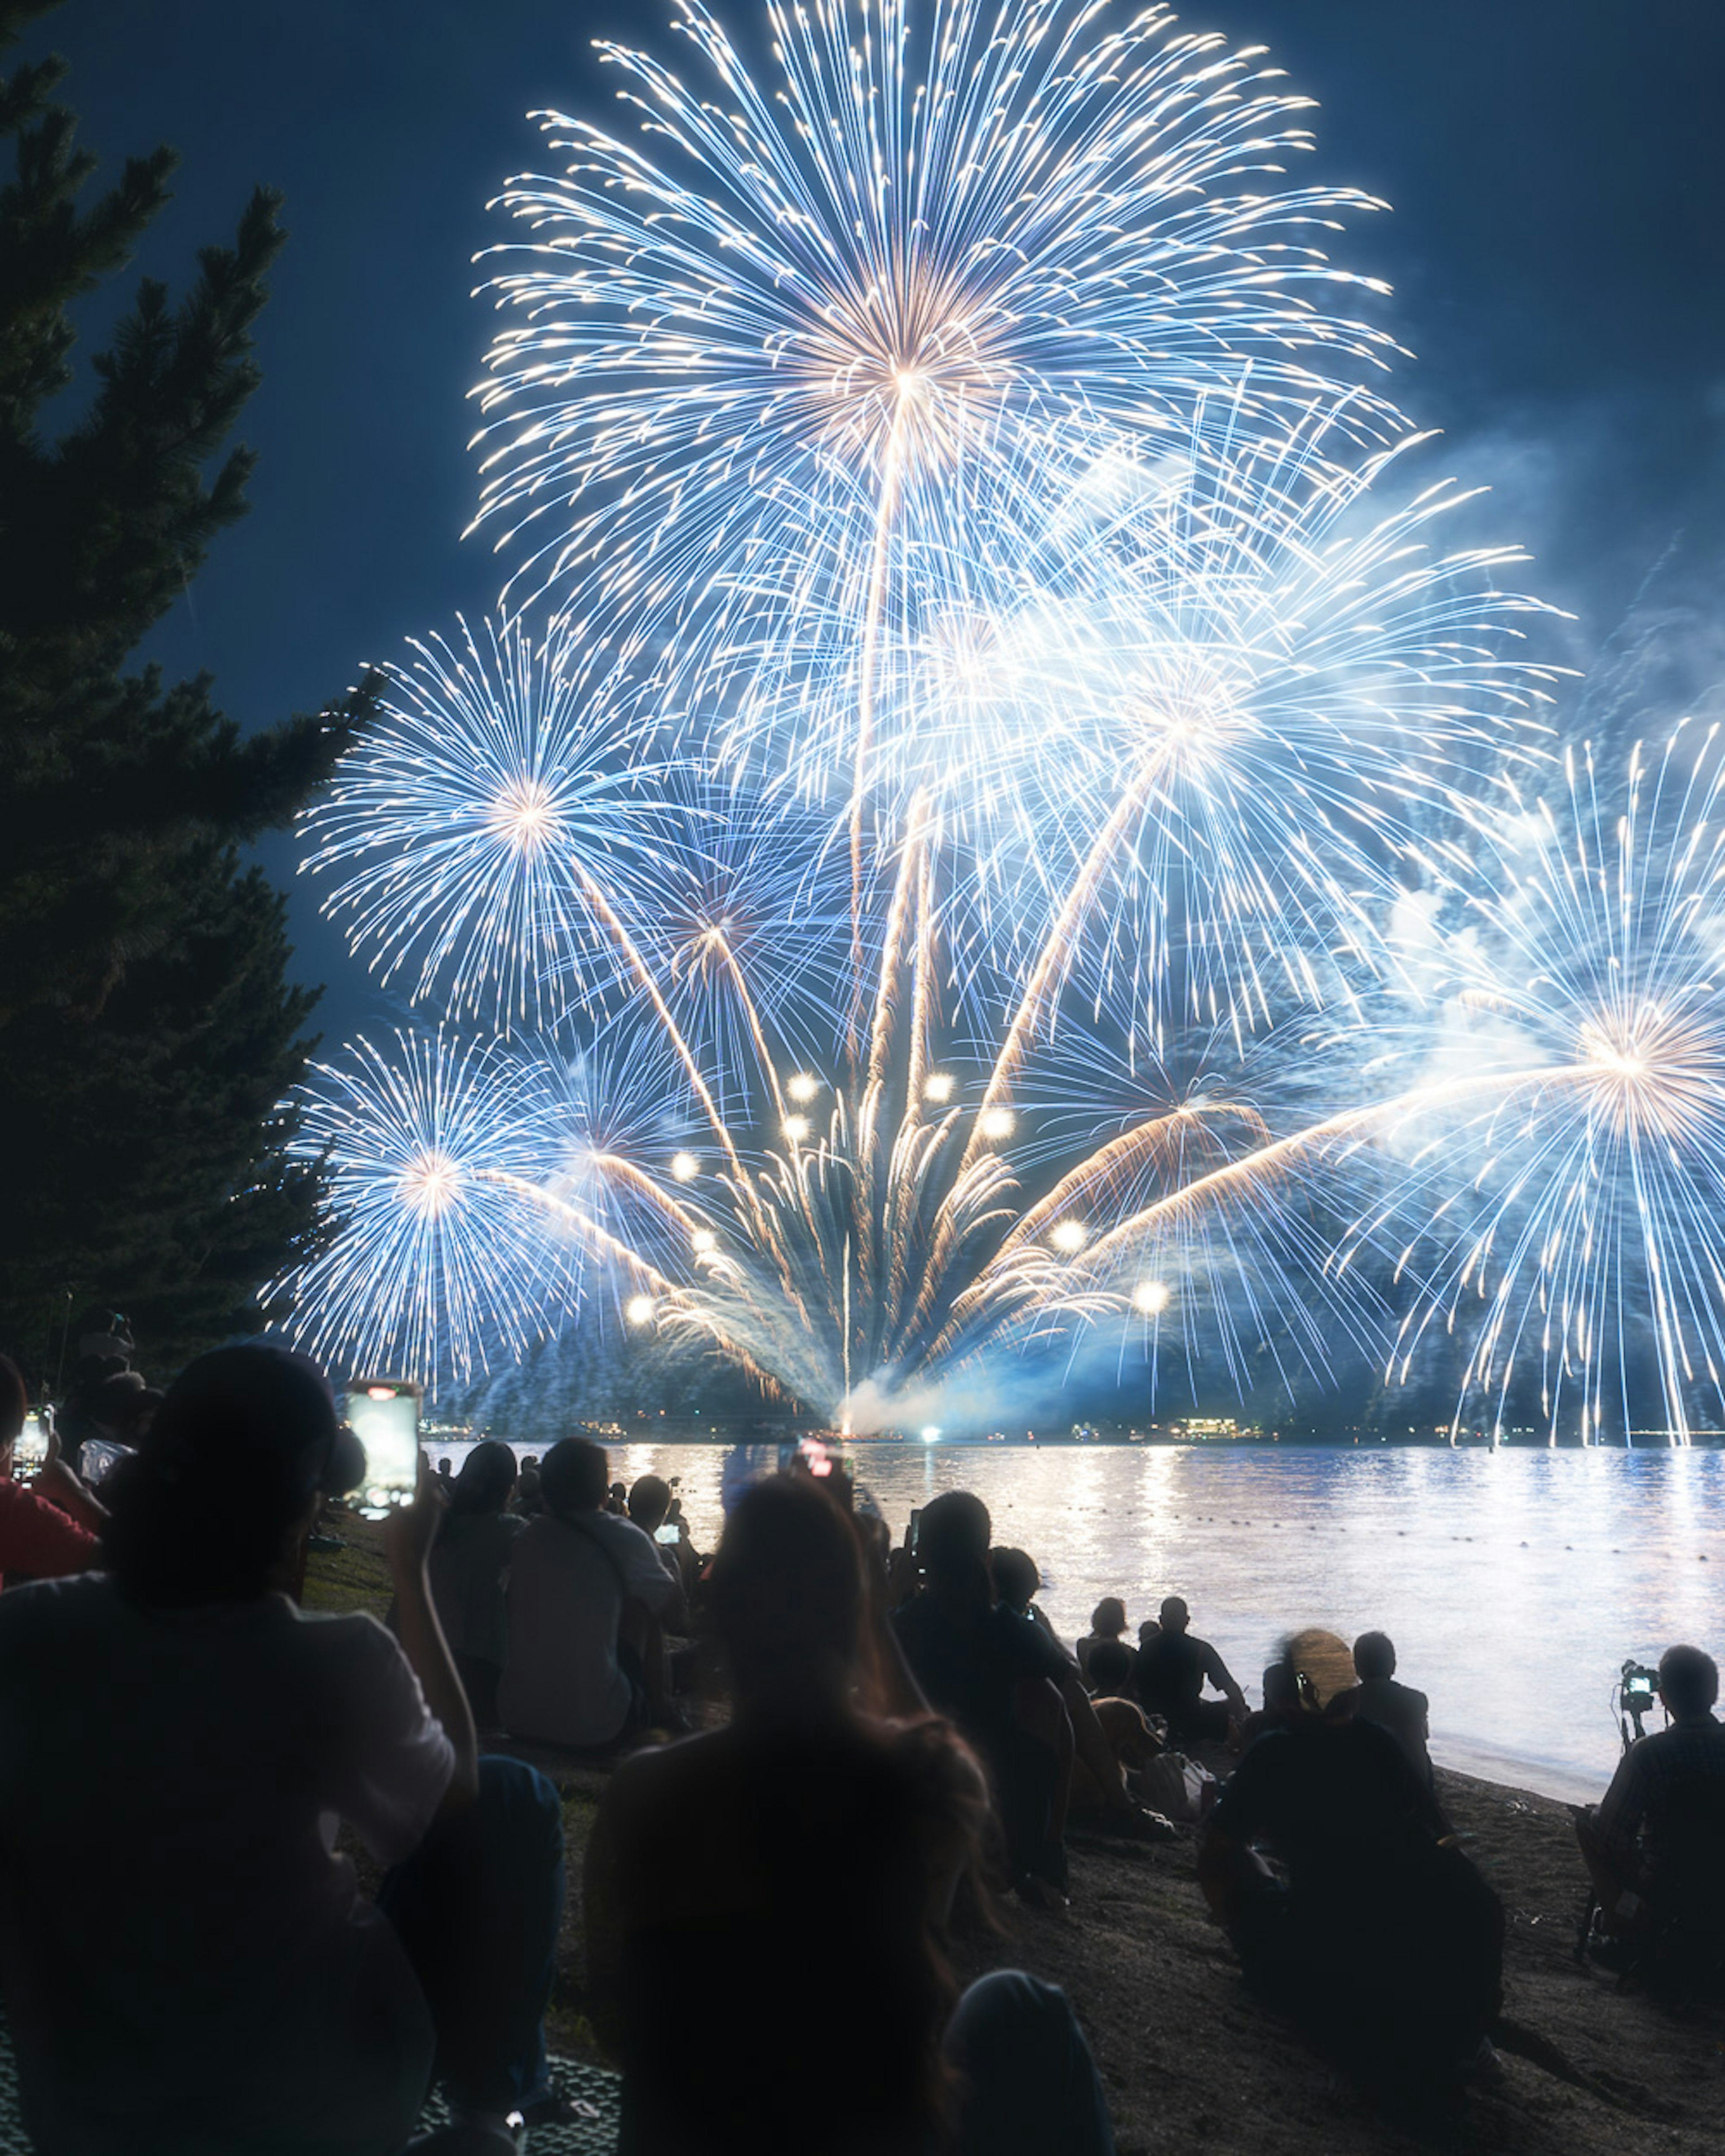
[0,1343,569,2155]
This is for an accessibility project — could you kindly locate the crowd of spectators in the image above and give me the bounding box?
[0,1334,1716,2148]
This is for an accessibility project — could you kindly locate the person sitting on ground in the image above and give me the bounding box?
[893,1493,1159,1900]
[0,1344,570,2155]
[1136,1595,1247,1745]
[1085,1639,1137,1700]
[0,1355,105,1587]
[626,1474,681,1582]
[624,1474,698,1721]
[989,1546,1061,1649]
[585,1473,1119,2156]
[1576,1644,1725,1956]
[1075,1596,1128,1677]
[1199,1634,1500,2094]
[1238,1661,1300,1750]
[499,1437,687,1751]
[424,1440,525,1729]
[1331,1630,1433,1785]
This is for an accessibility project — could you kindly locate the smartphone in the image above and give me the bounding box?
[14,1412,49,1471]
[654,1523,681,1546]
[907,1507,923,1554]
[344,1378,423,1515]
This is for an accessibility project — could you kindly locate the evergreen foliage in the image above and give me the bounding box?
[0,1,377,1382]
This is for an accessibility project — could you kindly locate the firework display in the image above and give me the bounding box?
[280,0,1710,1441]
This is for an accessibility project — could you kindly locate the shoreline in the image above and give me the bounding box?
[1432,1739,1603,1810]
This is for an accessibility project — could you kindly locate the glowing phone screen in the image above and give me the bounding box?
[344,1381,422,1514]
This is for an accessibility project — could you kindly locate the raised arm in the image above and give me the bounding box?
[385,1464,480,1813]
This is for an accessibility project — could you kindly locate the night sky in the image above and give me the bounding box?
[20,0,1725,1043]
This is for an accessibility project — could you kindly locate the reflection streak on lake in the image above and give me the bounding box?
[424,1440,1725,1803]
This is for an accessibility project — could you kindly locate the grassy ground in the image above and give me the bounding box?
[304,1518,1725,2151]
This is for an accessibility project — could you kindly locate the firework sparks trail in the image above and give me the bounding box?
[275,1031,583,1383]
[301,614,671,1028]
[469,0,1404,623]
[470,0,1414,968]
[1337,725,1725,1444]
[270,0,1712,1444]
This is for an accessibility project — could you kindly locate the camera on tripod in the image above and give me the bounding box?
[1619,1659,1662,1747]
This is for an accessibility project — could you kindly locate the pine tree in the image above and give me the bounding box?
[0,2,377,1381]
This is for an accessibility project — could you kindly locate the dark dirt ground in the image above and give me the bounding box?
[307,1514,1725,2155]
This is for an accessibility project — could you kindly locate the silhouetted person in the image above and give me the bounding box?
[1086,1639,1136,1698]
[1199,1637,1500,2093]
[1577,1644,1725,1957]
[989,1546,1061,1649]
[1331,1631,1432,1785]
[1136,1595,1246,1743]
[585,1473,1119,2156]
[625,1473,695,1722]
[626,1474,681,1579]
[0,1354,103,1587]
[1075,1597,1128,1677]
[0,1345,568,2154]
[1239,1661,1300,1750]
[426,1440,524,1729]
[499,1438,686,1750]
[55,1308,136,1476]
[893,1492,1151,1900]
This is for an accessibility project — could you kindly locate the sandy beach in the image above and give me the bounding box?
[307,1524,1725,2153]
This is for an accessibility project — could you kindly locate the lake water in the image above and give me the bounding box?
[424,1439,1725,1803]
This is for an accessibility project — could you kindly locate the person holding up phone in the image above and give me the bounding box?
[0,1344,569,2155]
[0,1354,104,1589]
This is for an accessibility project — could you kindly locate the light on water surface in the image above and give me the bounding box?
[418,1439,1725,1802]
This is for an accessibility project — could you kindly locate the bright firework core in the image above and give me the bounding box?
[486,773,559,853]
[1576,1002,1721,1140]
[400,1150,460,1216]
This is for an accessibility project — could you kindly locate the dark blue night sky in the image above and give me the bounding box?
[19,0,1725,1039]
